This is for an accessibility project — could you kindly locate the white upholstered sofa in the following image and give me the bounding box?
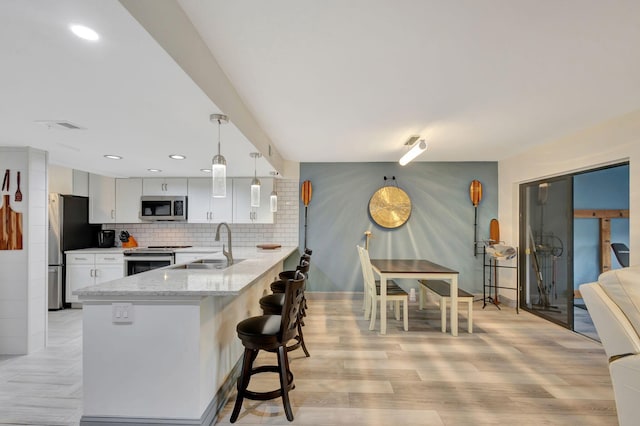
[580,266,640,426]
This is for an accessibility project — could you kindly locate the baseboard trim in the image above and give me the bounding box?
[306,291,362,300]
[80,357,242,426]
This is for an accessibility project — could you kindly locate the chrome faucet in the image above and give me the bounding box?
[215,222,233,266]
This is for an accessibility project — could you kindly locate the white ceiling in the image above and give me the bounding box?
[1,0,639,178]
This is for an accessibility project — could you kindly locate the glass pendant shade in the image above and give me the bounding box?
[270,190,278,212]
[212,154,226,198]
[251,177,261,207]
[210,113,229,198]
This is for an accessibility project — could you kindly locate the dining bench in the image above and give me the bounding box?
[419,279,474,333]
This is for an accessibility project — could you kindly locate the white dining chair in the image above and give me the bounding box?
[358,246,402,315]
[357,245,409,331]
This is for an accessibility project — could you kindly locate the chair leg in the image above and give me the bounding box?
[468,299,473,333]
[403,298,408,331]
[362,285,367,311]
[441,299,447,333]
[230,348,256,423]
[369,297,377,331]
[364,291,372,320]
[277,345,294,421]
[395,300,400,320]
[297,319,310,357]
[419,286,428,310]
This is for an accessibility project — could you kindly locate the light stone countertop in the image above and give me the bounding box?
[173,246,221,253]
[74,246,298,298]
[65,247,125,254]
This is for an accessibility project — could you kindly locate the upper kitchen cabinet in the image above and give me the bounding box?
[187,178,232,223]
[233,178,274,224]
[115,178,142,223]
[89,174,115,224]
[142,178,188,196]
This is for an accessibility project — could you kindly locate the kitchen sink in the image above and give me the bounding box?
[172,258,245,270]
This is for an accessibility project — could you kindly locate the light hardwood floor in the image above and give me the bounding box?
[0,297,617,425]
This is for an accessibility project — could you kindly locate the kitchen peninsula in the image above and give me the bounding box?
[74,246,297,426]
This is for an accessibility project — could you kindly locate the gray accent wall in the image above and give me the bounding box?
[299,162,498,294]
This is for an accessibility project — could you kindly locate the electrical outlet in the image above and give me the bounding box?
[112,303,134,324]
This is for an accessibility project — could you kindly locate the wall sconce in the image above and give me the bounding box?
[250,152,262,207]
[270,171,278,212]
[210,113,228,197]
[399,136,427,166]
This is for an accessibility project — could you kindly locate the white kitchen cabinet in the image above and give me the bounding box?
[89,174,116,224]
[115,178,142,223]
[66,252,124,303]
[72,169,89,196]
[187,178,233,223]
[142,178,188,196]
[233,178,274,224]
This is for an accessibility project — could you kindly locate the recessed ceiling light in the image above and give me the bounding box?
[70,24,99,41]
[169,154,186,160]
[104,155,122,160]
[200,168,212,173]
[147,168,162,172]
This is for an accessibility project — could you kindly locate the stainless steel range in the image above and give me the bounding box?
[123,246,192,276]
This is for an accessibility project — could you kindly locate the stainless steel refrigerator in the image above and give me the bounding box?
[48,194,98,309]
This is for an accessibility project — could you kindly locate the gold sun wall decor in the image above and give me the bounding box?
[368,176,412,229]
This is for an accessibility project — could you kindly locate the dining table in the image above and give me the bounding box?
[369,258,460,336]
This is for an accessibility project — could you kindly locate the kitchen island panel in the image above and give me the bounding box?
[83,300,202,418]
[79,249,293,425]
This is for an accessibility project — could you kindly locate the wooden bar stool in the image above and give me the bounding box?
[260,277,310,357]
[230,272,306,423]
[271,260,310,293]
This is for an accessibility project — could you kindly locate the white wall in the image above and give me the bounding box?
[498,109,640,300]
[0,147,48,355]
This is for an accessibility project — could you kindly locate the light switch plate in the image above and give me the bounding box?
[112,303,134,324]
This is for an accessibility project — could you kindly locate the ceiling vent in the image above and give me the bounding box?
[35,120,85,130]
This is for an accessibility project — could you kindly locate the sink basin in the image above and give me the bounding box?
[172,258,245,270]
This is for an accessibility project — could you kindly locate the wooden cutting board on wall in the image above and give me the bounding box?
[0,194,23,250]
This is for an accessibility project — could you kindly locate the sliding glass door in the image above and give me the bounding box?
[519,176,573,329]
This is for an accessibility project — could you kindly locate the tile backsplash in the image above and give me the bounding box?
[104,179,299,248]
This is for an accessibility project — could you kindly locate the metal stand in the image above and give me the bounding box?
[483,246,519,314]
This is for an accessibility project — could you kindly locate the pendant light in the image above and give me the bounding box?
[250,152,262,207]
[269,171,278,213]
[210,113,228,197]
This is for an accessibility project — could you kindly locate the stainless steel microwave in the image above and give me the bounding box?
[140,196,187,221]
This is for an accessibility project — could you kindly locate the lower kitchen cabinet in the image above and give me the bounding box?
[66,253,124,303]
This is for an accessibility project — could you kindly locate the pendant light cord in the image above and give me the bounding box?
[217,119,222,156]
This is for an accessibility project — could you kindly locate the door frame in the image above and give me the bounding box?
[519,174,574,329]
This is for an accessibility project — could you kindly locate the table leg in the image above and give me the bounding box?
[380,275,387,335]
[450,275,458,336]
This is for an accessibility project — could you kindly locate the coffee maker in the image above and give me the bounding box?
[97,230,116,248]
